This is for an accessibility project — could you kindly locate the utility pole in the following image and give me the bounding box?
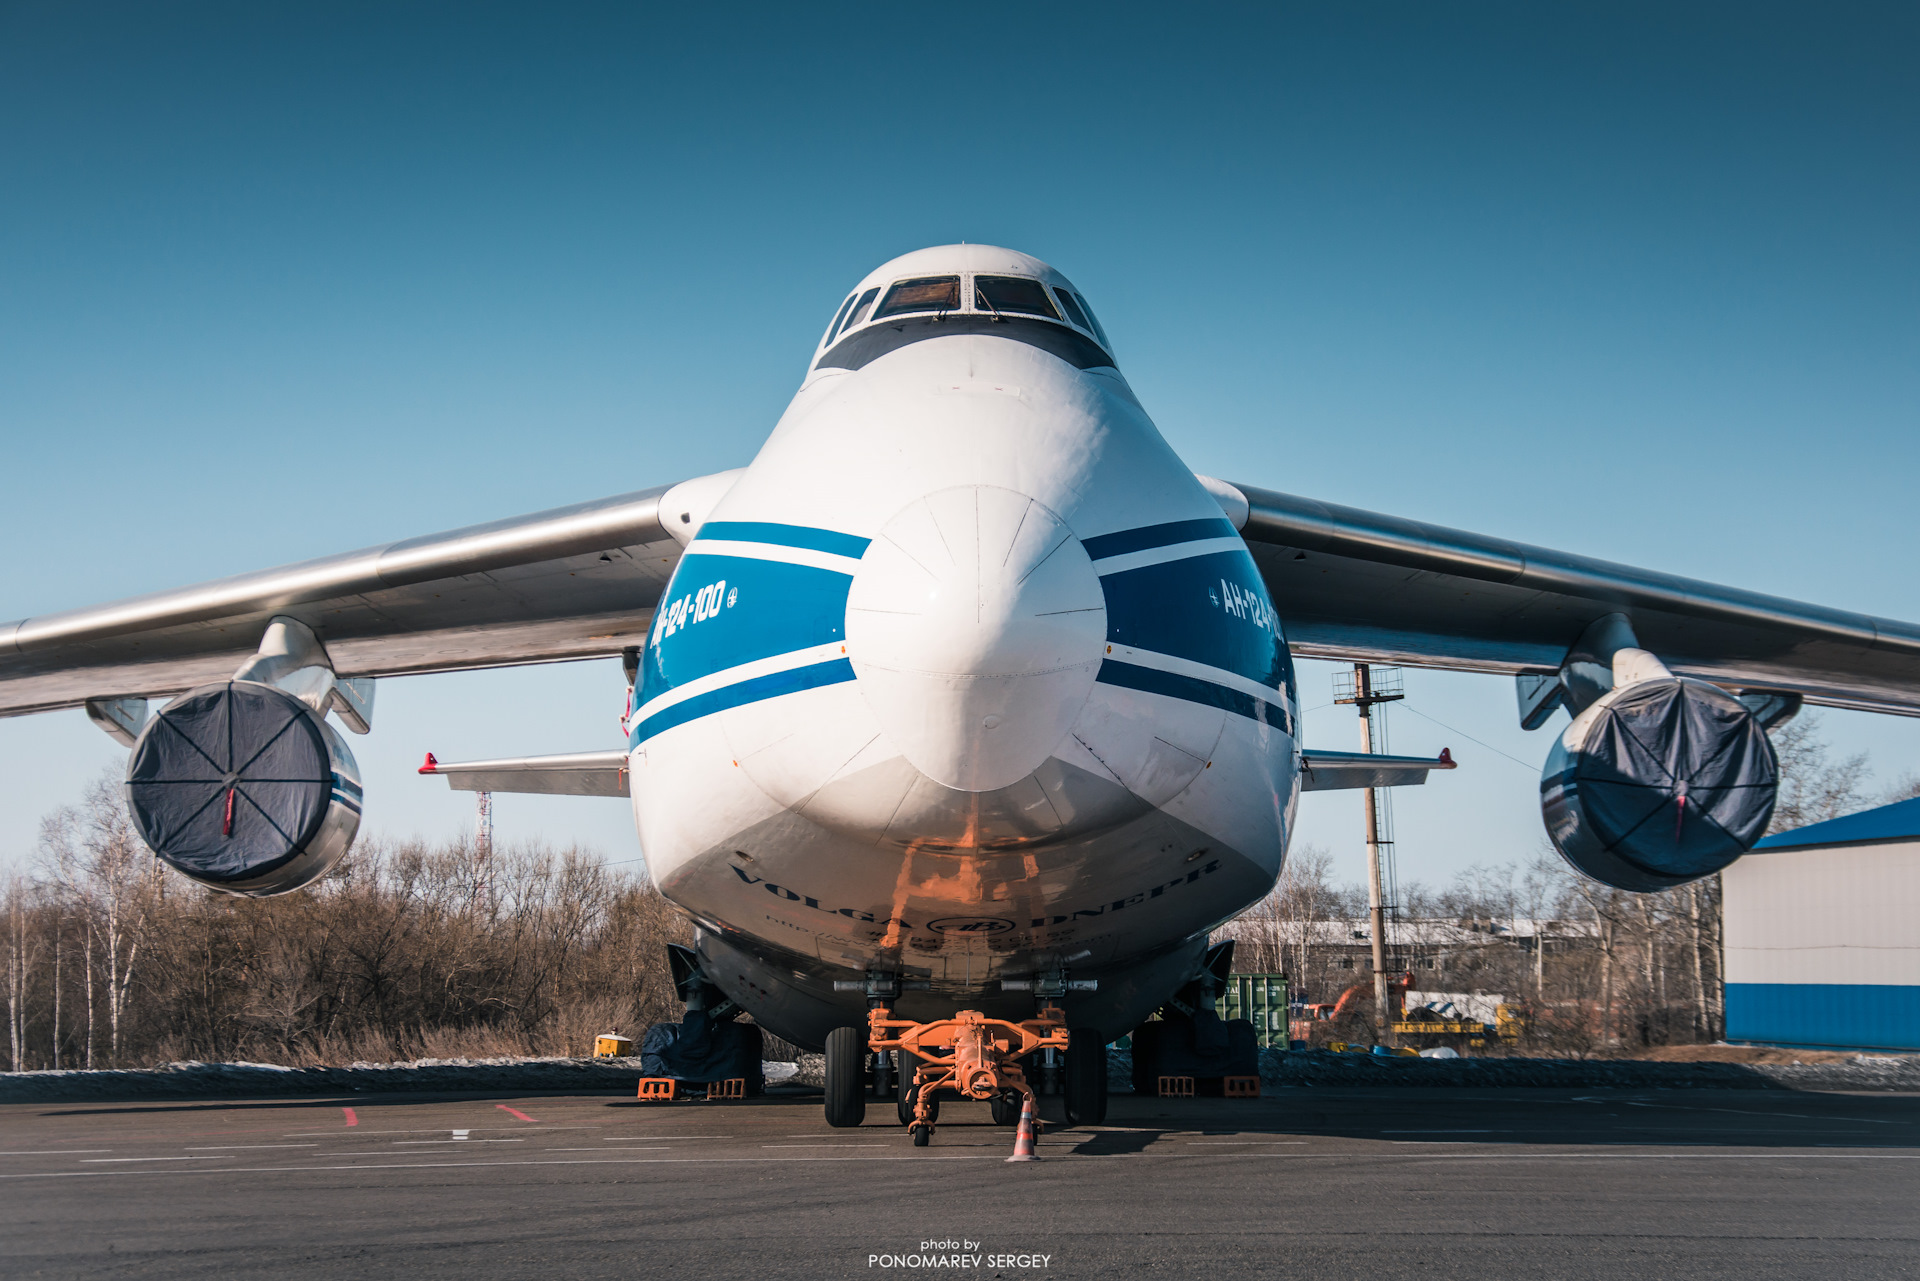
[475,790,494,914]
[1334,663,1403,1036]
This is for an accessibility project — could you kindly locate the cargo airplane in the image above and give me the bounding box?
[6,246,1917,1138]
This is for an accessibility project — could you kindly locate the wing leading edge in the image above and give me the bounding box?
[1222,480,1920,717]
[0,481,713,717]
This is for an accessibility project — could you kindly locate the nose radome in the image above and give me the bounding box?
[845,486,1107,792]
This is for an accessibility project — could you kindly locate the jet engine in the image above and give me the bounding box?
[1538,621,1777,892]
[125,680,363,896]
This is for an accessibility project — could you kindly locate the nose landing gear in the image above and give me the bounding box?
[867,1006,1071,1157]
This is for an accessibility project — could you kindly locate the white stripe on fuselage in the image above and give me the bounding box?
[685,538,865,576]
[1105,643,1291,711]
[632,640,849,725]
[1090,535,1248,576]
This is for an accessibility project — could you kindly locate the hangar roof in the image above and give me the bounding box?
[1753,795,1920,852]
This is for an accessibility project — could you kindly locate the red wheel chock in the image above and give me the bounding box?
[1224,1075,1261,1098]
[1158,1075,1195,1098]
[705,1078,746,1101]
[636,1077,677,1101]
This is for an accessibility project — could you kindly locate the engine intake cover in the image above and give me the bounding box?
[1542,677,1776,892]
[126,681,362,896]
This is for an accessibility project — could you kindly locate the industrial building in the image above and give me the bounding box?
[1724,797,1920,1050]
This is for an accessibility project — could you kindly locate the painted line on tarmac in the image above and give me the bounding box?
[496,1105,540,1122]
[9,1149,1920,1181]
[286,1126,596,1137]
[187,1144,319,1151]
[342,1108,357,1127]
[0,1150,112,1155]
[1617,1100,1909,1125]
[0,1154,1009,1179]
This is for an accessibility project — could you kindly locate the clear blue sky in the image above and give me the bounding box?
[4,2,1918,895]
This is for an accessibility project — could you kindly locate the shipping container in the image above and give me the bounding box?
[1215,973,1290,1047]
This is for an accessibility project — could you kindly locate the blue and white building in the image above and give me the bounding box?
[1724,798,1920,1050]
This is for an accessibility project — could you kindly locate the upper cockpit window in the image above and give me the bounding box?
[836,287,879,341]
[1056,287,1111,348]
[974,275,1059,319]
[873,276,961,320]
[820,292,857,349]
[1051,286,1092,331]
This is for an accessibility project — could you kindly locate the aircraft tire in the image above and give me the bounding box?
[824,1026,867,1128]
[1063,1027,1108,1126]
[989,1090,1023,1126]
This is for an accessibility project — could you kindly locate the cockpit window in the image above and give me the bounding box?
[974,275,1060,319]
[1051,286,1091,331]
[1058,287,1110,347]
[821,292,857,348]
[835,287,880,340]
[873,275,961,320]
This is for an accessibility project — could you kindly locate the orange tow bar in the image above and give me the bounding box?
[868,1005,1070,1156]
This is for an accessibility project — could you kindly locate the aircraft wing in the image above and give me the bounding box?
[0,477,734,717]
[417,749,630,797]
[1224,480,1920,717]
[1299,748,1457,791]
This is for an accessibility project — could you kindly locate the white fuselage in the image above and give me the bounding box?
[627,248,1300,1041]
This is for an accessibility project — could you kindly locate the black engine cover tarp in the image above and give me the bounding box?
[1544,678,1777,891]
[641,1013,764,1090]
[126,682,333,882]
[1130,1013,1258,1093]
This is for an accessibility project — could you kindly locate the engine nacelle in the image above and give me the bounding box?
[125,680,363,896]
[1541,675,1777,892]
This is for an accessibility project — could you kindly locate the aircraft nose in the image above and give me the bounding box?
[846,486,1107,792]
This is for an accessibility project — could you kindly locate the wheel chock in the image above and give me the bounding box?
[1224,1075,1261,1098]
[705,1078,746,1101]
[1157,1075,1195,1098]
[636,1077,677,1101]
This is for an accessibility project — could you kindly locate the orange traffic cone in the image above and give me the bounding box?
[1005,1093,1040,1163]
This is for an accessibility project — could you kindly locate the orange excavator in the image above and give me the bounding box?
[1302,972,1413,1022]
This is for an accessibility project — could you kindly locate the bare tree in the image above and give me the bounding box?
[41,778,155,1066]
[6,877,26,1073]
[1767,716,1871,833]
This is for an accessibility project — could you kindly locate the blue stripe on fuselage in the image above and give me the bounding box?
[697,521,872,560]
[1098,547,1295,702]
[634,516,1296,746]
[1096,660,1292,734]
[638,551,852,721]
[634,658,857,744]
